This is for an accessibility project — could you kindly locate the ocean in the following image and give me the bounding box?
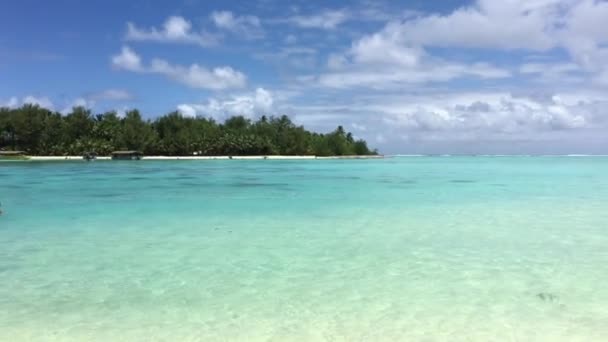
[1,157,607,341]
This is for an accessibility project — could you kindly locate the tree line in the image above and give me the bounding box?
[0,105,376,156]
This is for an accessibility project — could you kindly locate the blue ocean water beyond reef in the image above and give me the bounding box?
[1,157,608,341]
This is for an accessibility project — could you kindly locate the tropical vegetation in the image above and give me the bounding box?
[0,105,376,156]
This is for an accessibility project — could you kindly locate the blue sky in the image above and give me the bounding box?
[2,0,608,154]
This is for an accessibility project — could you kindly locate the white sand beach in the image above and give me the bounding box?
[20,155,383,161]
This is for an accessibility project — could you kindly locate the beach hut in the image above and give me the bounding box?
[111,151,143,160]
[0,150,29,160]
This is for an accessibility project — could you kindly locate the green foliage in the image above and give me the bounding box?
[0,105,377,156]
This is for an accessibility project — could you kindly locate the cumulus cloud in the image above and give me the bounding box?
[316,65,509,89]
[348,31,424,67]
[380,93,608,139]
[61,98,94,115]
[346,0,608,84]
[351,123,367,131]
[56,90,133,114]
[177,88,274,119]
[126,16,218,47]
[301,0,608,90]
[2,97,20,108]
[275,89,608,154]
[558,1,608,83]
[391,0,559,51]
[112,46,246,90]
[287,9,350,29]
[313,25,510,89]
[395,0,608,58]
[18,96,54,109]
[2,92,134,113]
[360,91,608,153]
[519,62,580,75]
[111,46,142,71]
[148,59,247,90]
[378,93,592,133]
[211,11,263,39]
[518,62,584,84]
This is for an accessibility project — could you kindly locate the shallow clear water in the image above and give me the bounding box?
[1,157,607,341]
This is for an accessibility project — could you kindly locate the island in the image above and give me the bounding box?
[0,105,378,158]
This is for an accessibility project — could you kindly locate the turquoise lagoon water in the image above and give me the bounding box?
[1,157,608,341]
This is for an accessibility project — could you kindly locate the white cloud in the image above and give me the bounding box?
[22,96,54,109]
[378,93,591,133]
[211,11,263,39]
[112,46,246,90]
[519,62,584,84]
[519,62,580,75]
[315,43,510,88]
[149,59,246,90]
[177,88,274,119]
[2,93,131,113]
[293,92,605,154]
[303,14,517,89]
[111,46,142,71]
[61,98,94,115]
[371,91,608,138]
[558,1,608,83]
[70,98,90,108]
[287,9,350,29]
[349,29,424,67]
[375,134,387,144]
[392,0,608,60]
[281,5,411,30]
[351,123,367,131]
[327,53,347,69]
[2,97,19,108]
[353,0,608,84]
[392,0,559,51]
[299,0,608,91]
[126,16,218,47]
[175,104,196,118]
[596,70,608,85]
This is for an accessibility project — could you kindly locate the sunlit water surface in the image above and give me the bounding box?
[1,157,607,341]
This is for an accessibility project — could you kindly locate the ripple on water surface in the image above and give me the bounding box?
[1,157,608,341]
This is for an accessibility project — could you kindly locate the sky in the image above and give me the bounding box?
[1,0,608,154]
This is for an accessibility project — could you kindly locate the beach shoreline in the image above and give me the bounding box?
[0,155,385,162]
